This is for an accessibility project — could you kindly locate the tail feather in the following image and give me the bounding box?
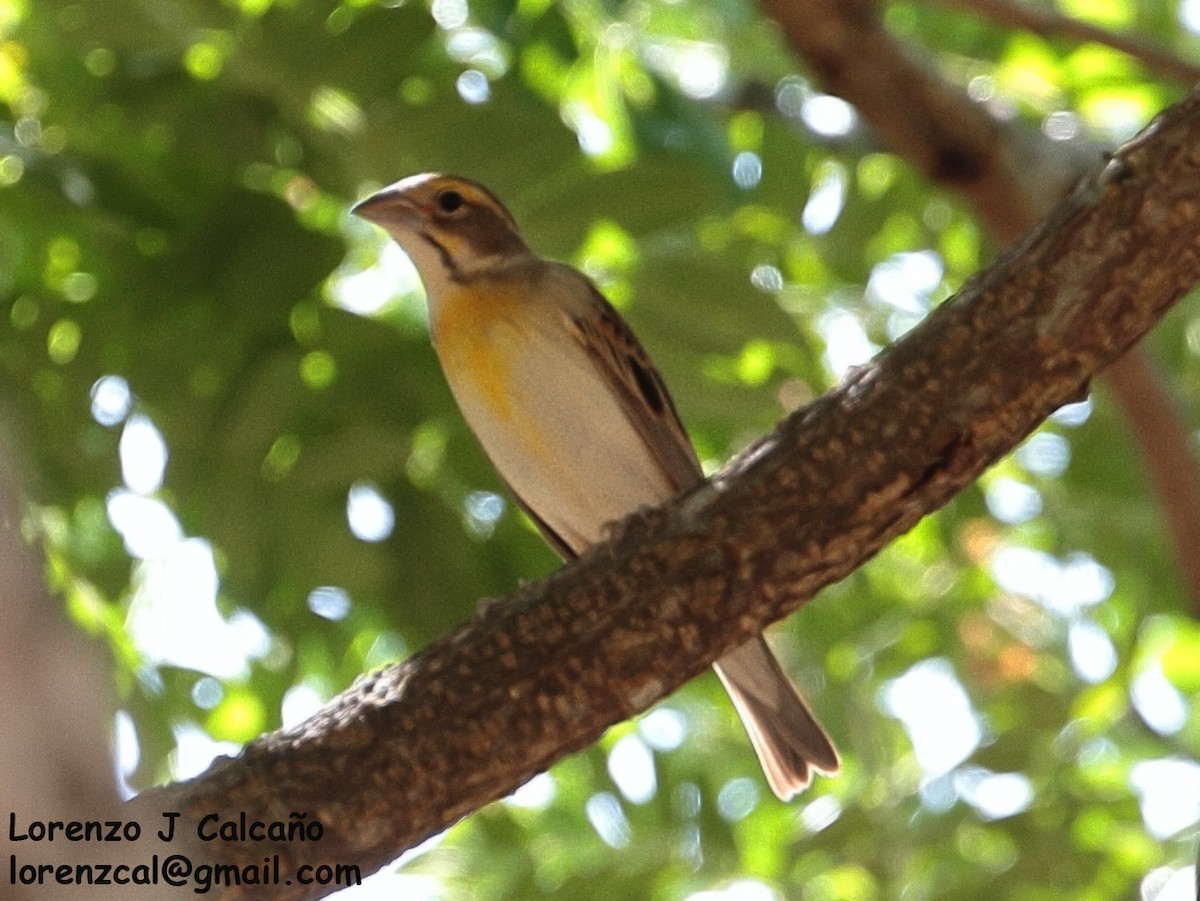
[713,636,839,801]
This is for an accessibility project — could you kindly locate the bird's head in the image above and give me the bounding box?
[352,173,531,294]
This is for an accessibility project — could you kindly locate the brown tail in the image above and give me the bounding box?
[713,635,840,801]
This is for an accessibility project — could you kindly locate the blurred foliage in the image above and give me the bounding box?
[3,0,1200,897]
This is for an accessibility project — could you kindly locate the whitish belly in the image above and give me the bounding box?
[436,317,676,553]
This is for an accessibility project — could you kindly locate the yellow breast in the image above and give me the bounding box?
[428,280,530,425]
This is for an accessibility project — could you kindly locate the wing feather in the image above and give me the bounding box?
[565,286,703,495]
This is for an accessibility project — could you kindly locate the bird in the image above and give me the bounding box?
[352,173,839,800]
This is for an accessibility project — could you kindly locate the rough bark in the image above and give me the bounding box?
[761,0,1200,609]
[141,87,1200,899]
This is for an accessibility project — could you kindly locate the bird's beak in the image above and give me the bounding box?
[351,186,420,231]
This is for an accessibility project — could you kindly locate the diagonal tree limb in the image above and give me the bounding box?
[763,0,1043,242]
[760,0,1200,610]
[143,88,1200,900]
[1105,350,1200,587]
[927,0,1200,86]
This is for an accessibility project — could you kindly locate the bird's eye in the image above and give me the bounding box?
[436,190,464,214]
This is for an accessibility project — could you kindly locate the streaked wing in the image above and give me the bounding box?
[565,285,840,799]
[566,286,703,495]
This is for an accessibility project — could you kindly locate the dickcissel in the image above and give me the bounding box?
[353,173,839,799]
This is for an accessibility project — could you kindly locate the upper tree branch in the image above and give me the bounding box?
[146,89,1200,900]
[929,0,1200,86]
[762,0,1042,243]
[760,0,1200,609]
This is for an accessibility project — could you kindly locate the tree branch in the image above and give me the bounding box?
[1105,351,1200,602]
[927,0,1200,87]
[0,437,199,899]
[761,0,1043,243]
[761,0,1200,613]
[143,89,1200,899]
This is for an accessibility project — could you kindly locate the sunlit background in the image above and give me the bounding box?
[4,0,1200,897]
